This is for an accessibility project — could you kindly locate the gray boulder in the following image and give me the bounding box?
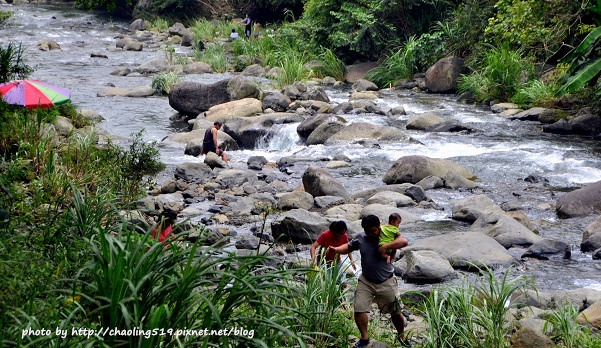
[366,191,414,207]
[470,213,544,248]
[227,75,260,101]
[314,196,347,208]
[383,155,476,185]
[281,85,302,100]
[522,239,571,260]
[216,169,257,189]
[491,103,518,113]
[306,121,345,145]
[425,120,473,133]
[247,156,268,170]
[302,86,330,102]
[262,92,291,112]
[271,209,330,244]
[569,114,601,135]
[352,79,379,92]
[183,62,212,74]
[360,204,420,225]
[403,232,517,270]
[302,166,350,198]
[406,113,444,130]
[451,194,505,222]
[278,191,315,210]
[443,171,478,189]
[297,114,343,138]
[325,122,410,145]
[324,204,364,221]
[123,41,143,51]
[128,19,148,31]
[241,64,266,77]
[204,152,227,169]
[416,176,444,190]
[174,162,215,184]
[425,56,464,93]
[169,80,230,116]
[225,113,303,148]
[556,181,601,218]
[345,62,378,83]
[403,250,456,283]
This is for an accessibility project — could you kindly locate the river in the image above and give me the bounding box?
[2,2,601,293]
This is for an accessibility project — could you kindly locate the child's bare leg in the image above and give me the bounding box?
[386,254,391,264]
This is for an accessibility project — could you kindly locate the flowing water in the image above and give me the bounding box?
[3,3,601,293]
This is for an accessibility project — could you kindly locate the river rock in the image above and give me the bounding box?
[350,91,378,100]
[125,86,155,97]
[546,113,601,136]
[302,166,350,198]
[416,175,444,190]
[553,288,601,311]
[37,39,60,51]
[110,66,131,76]
[297,114,344,138]
[383,155,476,185]
[183,62,212,74]
[470,214,543,248]
[53,116,74,136]
[425,120,473,133]
[352,79,379,92]
[306,121,345,145]
[402,232,516,270]
[324,204,364,221]
[271,209,330,244]
[281,84,302,100]
[226,75,260,101]
[366,191,414,207]
[128,19,148,31]
[583,216,601,242]
[556,181,601,218]
[325,122,410,145]
[406,113,444,130]
[360,204,419,225]
[168,22,188,37]
[247,156,267,170]
[201,98,263,123]
[204,152,226,169]
[509,107,564,123]
[134,57,170,74]
[325,160,351,169]
[262,91,291,112]
[301,86,330,102]
[443,171,478,189]
[451,194,505,222]
[581,233,601,252]
[174,162,215,184]
[314,196,347,208]
[521,239,571,260]
[577,299,601,328]
[123,40,143,51]
[169,128,237,152]
[491,103,518,113]
[425,56,464,93]
[216,169,257,189]
[169,80,230,116]
[277,191,314,210]
[510,327,554,348]
[241,64,265,77]
[401,250,456,283]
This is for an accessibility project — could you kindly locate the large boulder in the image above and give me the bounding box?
[277,191,315,211]
[469,213,544,248]
[366,191,414,207]
[360,204,420,225]
[201,98,263,124]
[451,194,505,222]
[324,122,411,145]
[324,204,364,221]
[383,156,476,185]
[271,209,330,244]
[297,114,343,138]
[128,19,149,31]
[306,121,345,145]
[302,166,350,198]
[577,298,601,328]
[522,239,571,260]
[183,62,212,74]
[345,62,378,83]
[174,162,215,184]
[168,80,230,116]
[352,79,379,92]
[401,250,456,283]
[227,75,260,100]
[262,91,291,112]
[402,232,516,270]
[215,169,257,189]
[556,181,601,218]
[425,56,465,93]
[406,113,445,130]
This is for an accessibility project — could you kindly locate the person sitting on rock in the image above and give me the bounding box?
[230,28,239,40]
[201,121,228,162]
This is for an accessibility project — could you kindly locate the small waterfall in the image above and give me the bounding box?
[256,123,301,151]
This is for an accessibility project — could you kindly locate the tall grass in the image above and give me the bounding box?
[190,18,217,43]
[152,71,181,95]
[510,80,559,108]
[458,46,534,102]
[365,36,419,88]
[419,266,528,348]
[275,53,311,88]
[543,304,598,348]
[195,44,229,73]
[313,48,345,81]
[148,18,169,32]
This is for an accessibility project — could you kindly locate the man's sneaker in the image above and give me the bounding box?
[352,338,370,348]
[397,334,411,347]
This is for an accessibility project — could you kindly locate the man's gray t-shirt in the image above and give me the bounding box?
[348,232,395,284]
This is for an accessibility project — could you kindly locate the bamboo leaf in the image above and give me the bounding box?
[560,26,601,63]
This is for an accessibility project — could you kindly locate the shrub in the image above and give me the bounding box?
[275,52,310,88]
[0,42,33,83]
[312,48,345,81]
[195,44,229,73]
[365,36,419,88]
[458,46,534,102]
[0,10,12,22]
[151,71,181,95]
[510,80,559,108]
[148,17,169,32]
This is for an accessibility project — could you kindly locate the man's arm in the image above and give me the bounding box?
[212,128,219,150]
[328,243,351,255]
[378,236,408,255]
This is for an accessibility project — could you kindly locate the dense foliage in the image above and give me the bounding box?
[0,42,33,83]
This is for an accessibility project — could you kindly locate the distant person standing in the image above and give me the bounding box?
[201,121,228,162]
[242,14,252,39]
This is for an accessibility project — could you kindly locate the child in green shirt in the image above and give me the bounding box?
[379,213,402,264]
